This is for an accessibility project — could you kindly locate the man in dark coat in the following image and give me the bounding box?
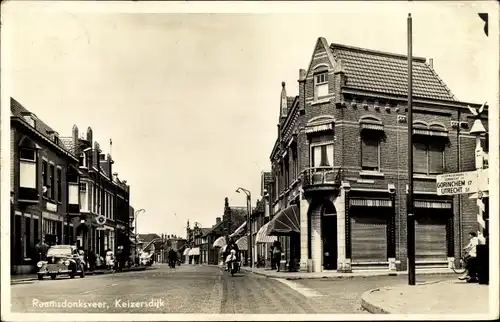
[88,249,97,271]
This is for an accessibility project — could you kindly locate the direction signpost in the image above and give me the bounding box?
[436,171,479,196]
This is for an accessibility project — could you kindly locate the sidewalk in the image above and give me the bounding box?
[241,267,456,280]
[10,265,154,284]
[361,279,491,315]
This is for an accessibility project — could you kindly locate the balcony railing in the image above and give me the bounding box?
[302,166,343,188]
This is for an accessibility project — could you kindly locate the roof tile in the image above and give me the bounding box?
[330,44,456,101]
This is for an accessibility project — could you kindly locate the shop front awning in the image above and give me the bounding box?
[213,236,227,248]
[229,221,247,238]
[189,247,200,256]
[235,236,248,251]
[267,204,300,236]
[183,248,191,256]
[255,222,277,244]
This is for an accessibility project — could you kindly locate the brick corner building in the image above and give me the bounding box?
[267,37,489,273]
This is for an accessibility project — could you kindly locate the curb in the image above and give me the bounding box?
[360,280,450,314]
[11,266,152,284]
[242,268,457,280]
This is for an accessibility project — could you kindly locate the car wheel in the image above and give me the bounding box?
[50,274,56,280]
[37,274,44,280]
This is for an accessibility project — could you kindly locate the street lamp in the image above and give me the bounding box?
[236,187,253,268]
[134,209,145,242]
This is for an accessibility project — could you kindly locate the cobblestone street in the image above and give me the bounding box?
[10,264,460,314]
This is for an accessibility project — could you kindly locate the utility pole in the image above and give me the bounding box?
[407,13,416,286]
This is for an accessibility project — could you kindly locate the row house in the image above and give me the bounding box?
[10,98,81,274]
[266,37,488,273]
[198,228,213,264]
[60,125,131,258]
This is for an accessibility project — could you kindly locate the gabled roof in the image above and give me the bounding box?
[137,233,161,243]
[200,228,213,237]
[330,43,456,101]
[59,137,76,154]
[11,98,77,156]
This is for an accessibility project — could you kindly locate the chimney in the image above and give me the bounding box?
[216,217,221,225]
[280,81,287,119]
[107,154,114,178]
[113,172,119,182]
[298,69,306,111]
[429,58,434,69]
[86,127,93,144]
[93,141,100,167]
[72,125,79,148]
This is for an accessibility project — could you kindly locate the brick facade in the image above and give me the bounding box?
[268,38,488,273]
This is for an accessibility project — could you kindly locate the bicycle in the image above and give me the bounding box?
[452,255,468,276]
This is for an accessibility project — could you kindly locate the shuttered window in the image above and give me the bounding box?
[413,142,428,174]
[428,142,444,174]
[350,214,387,263]
[361,136,379,170]
[413,141,444,175]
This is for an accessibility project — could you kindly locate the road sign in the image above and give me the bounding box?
[436,171,478,195]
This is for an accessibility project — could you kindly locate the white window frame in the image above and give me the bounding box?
[314,71,329,100]
[79,152,87,168]
[361,135,381,172]
[309,141,335,168]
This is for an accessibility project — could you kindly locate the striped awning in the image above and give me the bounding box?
[189,247,200,256]
[255,222,277,244]
[412,129,448,137]
[267,204,300,236]
[213,236,227,248]
[235,236,248,251]
[229,221,247,238]
[350,199,393,207]
[360,123,384,131]
[414,200,452,209]
[305,123,334,134]
[183,248,191,256]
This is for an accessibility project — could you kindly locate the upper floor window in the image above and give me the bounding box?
[413,141,444,175]
[79,153,87,168]
[42,161,48,194]
[361,136,381,171]
[19,148,37,189]
[49,164,55,200]
[314,71,329,100]
[311,143,334,168]
[57,168,62,203]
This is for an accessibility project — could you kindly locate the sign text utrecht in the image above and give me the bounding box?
[436,171,477,195]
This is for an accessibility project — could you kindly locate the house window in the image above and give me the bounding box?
[311,143,334,167]
[314,71,329,100]
[57,168,62,203]
[42,161,48,195]
[361,136,380,171]
[413,141,444,175]
[19,148,37,189]
[80,183,88,212]
[79,153,87,168]
[292,147,298,181]
[49,164,55,200]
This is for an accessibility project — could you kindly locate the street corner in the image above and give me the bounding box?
[360,287,394,314]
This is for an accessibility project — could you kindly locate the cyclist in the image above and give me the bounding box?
[460,231,479,282]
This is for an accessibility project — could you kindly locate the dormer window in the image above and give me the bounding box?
[79,152,87,168]
[314,70,329,100]
[21,113,36,127]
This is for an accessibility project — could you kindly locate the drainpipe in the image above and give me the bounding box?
[457,108,462,257]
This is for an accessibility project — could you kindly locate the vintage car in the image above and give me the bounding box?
[37,245,86,280]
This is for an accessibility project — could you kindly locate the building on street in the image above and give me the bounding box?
[60,125,131,259]
[10,98,81,274]
[265,37,488,273]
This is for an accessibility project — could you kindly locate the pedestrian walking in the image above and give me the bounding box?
[88,249,96,271]
[273,242,282,272]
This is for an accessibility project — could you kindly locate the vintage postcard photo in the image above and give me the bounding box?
[1,1,498,321]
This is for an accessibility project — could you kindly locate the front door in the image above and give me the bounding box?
[322,204,337,270]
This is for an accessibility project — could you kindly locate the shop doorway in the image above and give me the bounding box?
[322,201,337,270]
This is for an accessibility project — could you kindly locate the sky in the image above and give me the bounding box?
[2,1,498,238]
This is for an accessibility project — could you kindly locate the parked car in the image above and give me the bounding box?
[37,245,86,280]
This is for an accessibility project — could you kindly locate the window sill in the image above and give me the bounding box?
[413,174,437,180]
[359,171,385,178]
[311,98,330,106]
